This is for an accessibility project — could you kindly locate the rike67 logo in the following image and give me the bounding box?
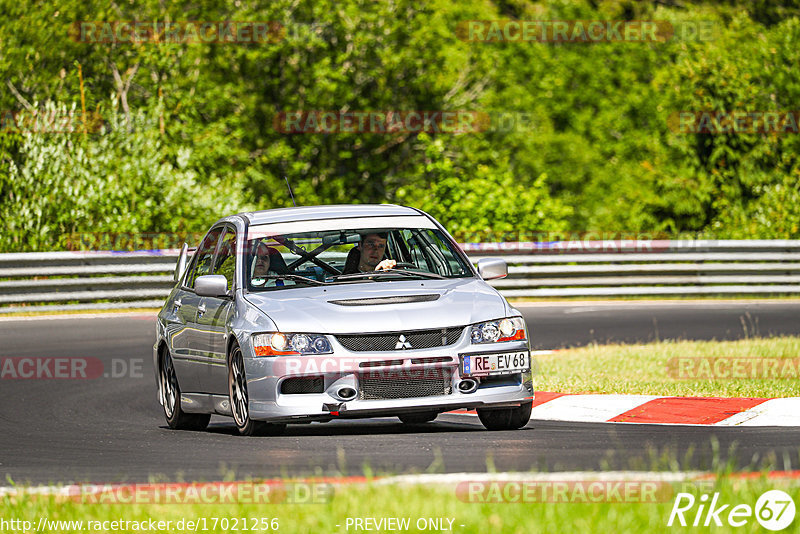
[668,490,796,530]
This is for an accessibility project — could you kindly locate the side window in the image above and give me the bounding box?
[213,228,237,291]
[185,228,223,289]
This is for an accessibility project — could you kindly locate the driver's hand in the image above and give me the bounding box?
[375,259,397,271]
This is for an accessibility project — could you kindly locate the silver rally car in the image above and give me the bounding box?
[154,204,533,435]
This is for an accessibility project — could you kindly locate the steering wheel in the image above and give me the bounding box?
[392,262,418,269]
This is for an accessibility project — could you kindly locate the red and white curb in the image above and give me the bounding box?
[452,392,800,426]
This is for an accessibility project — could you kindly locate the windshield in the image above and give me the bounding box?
[245,227,472,291]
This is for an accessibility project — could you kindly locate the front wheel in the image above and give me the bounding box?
[159,348,210,431]
[228,344,286,437]
[477,401,532,431]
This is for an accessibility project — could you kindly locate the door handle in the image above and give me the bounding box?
[197,303,206,318]
[173,299,182,313]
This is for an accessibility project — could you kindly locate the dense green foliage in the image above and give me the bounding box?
[1,0,799,251]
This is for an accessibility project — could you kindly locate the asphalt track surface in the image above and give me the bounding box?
[519,300,800,349]
[1,301,798,484]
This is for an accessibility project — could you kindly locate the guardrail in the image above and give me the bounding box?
[464,240,800,298]
[0,250,180,313]
[1,240,800,313]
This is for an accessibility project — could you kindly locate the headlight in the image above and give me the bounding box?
[470,317,526,344]
[252,332,332,356]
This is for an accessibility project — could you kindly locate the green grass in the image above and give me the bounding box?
[2,474,798,533]
[534,337,800,397]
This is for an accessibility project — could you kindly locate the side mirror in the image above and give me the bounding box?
[174,243,189,283]
[195,275,229,297]
[476,258,507,280]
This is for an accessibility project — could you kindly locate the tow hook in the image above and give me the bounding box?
[323,402,345,416]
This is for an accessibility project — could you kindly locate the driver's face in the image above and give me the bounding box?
[360,234,387,268]
[253,244,271,276]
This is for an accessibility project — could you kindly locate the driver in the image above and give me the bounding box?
[342,232,396,274]
[359,232,397,272]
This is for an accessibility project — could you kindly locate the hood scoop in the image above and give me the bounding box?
[328,294,440,306]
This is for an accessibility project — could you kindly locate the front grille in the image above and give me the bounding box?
[359,370,452,400]
[280,377,324,394]
[337,327,463,352]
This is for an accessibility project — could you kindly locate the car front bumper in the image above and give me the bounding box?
[242,339,534,423]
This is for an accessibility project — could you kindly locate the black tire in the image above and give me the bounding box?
[398,411,438,424]
[159,348,210,431]
[477,400,532,431]
[228,343,286,437]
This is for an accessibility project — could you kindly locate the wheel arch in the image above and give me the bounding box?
[155,340,170,404]
[157,339,170,360]
[227,332,242,360]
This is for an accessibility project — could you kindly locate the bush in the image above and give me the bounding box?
[1,100,248,251]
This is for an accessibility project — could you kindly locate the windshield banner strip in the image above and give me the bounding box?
[247,216,435,240]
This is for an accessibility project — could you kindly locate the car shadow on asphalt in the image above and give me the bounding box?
[199,415,488,437]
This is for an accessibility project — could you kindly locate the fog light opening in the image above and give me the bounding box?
[337,387,357,400]
[458,378,478,394]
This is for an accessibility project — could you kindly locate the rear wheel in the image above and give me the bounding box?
[477,401,532,431]
[398,411,438,424]
[228,344,286,436]
[159,348,210,431]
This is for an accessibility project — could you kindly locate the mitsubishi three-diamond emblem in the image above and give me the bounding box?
[395,334,413,350]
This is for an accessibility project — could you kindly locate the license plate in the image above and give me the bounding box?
[460,351,530,377]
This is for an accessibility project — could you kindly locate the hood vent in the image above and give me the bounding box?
[328,294,440,306]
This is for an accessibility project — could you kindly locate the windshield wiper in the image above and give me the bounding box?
[333,269,445,281]
[254,274,328,286]
[387,268,447,280]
